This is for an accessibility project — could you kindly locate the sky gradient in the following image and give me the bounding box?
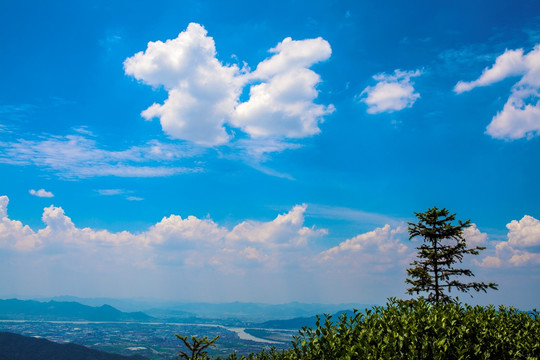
[1,0,539,308]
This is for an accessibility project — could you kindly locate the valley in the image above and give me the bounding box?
[0,319,293,359]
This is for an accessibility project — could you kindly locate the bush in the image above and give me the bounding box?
[218,298,539,360]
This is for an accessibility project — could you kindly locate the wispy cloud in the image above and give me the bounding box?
[97,189,144,201]
[0,103,36,122]
[126,196,144,201]
[455,45,540,140]
[306,204,405,227]
[0,134,203,179]
[97,189,126,196]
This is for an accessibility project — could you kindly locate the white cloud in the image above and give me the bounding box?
[463,223,488,247]
[0,196,412,275]
[507,215,540,248]
[250,37,332,79]
[97,191,144,201]
[40,205,77,233]
[97,189,125,196]
[231,37,334,138]
[232,69,334,139]
[126,196,143,201]
[306,204,403,227]
[125,23,241,146]
[36,204,138,250]
[0,196,41,250]
[227,204,327,247]
[360,70,421,114]
[145,214,227,247]
[29,189,54,198]
[479,215,540,267]
[480,241,540,268]
[234,138,302,162]
[0,196,326,273]
[124,23,333,148]
[486,93,540,139]
[454,49,527,93]
[0,135,201,178]
[454,45,540,140]
[2,195,535,303]
[319,224,412,272]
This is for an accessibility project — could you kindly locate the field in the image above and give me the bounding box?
[0,320,293,359]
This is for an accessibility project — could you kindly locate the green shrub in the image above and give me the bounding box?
[218,298,539,360]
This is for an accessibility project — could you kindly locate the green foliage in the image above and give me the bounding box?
[217,299,540,360]
[175,334,219,360]
[407,207,498,303]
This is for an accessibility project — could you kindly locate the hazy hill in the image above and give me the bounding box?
[1,297,374,325]
[144,301,370,322]
[40,296,371,321]
[0,299,153,322]
[257,310,356,329]
[0,332,147,360]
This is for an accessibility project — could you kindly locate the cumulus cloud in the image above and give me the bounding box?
[480,242,540,267]
[29,189,54,198]
[0,195,426,281]
[454,45,540,140]
[359,69,421,114]
[227,204,327,247]
[36,205,138,250]
[507,215,540,248]
[0,196,41,250]
[479,215,540,267]
[0,196,326,273]
[124,23,333,148]
[145,214,227,248]
[319,224,412,272]
[0,135,201,178]
[4,195,526,302]
[231,37,334,138]
[124,23,241,146]
[463,223,488,247]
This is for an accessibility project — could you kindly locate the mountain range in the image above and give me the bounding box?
[38,296,372,322]
[0,299,153,322]
[0,298,372,327]
[257,310,356,330]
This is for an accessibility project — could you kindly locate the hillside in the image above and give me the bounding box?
[143,301,367,322]
[257,310,355,329]
[0,299,153,322]
[0,332,147,360]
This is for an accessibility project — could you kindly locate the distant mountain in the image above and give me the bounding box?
[0,332,147,360]
[257,310,357,329]
[147,301,372,322]
[0,299,154,322]
[6,296,376,323]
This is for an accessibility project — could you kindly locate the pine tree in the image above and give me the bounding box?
[406,206,498,304]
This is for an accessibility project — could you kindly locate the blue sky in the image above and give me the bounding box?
[1,0,539,308]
